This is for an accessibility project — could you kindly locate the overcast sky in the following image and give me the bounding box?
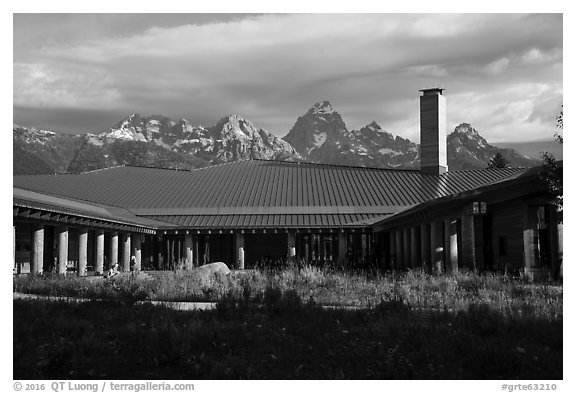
[13,13,563,143]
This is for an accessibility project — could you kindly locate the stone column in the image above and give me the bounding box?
[193,236,199,267]
[133,234,142,271]
[204,236,210,265]
[444,220,450,272]
[166,239,172,268]
[235,233,245,270]
[403,228,410,269]
[420,223,430,271]
[287,232,296,260]
[122,233,131,272]
[461,215,476,270]
[360,234,367,264]
[78,229,88,276]
[430,221,443,274]
[310,234,317,261]
[184,232,194,270]
[110,231,119,269]
[155,236,162,270]
[176,238,181,268]
[58,226,68,274]
[410,226,421,268]
[31,224,45,275]
[13,225,16,272]
[338,231,347,267]
[450,232,459,273]
[444,219,458,274]
[95,230,104,275]
[395,230,403,269]
[523,229,535,274]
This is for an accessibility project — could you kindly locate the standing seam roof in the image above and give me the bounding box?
[13,160,527,228]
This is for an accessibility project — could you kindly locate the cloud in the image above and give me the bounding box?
[13,13,563,142]
[521,47,563,66]
[447,83,563,142]
[484,58,510,75]
[14,62,121,108]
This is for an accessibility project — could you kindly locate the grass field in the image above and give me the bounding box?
[13,266,563,379]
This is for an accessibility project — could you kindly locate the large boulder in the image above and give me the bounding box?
[194,262,230,278]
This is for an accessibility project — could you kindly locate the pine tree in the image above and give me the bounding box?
[540,107,563,222]
[487,152,510,169]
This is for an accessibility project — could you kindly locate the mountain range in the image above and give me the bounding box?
[495,140,563,161]
[13,101,542,175]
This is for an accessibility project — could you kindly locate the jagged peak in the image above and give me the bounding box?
[112,113,143,130]
[224,114,247,121]
[123,113,143,122]
[308,101,334,115]
[217,114,256,128]
[13,124,56,137]
[361,121,385,132]
[13,124,36,132]
[355,121,394,137]
[213,115,261,140]
[453,122,479,136]
[178,118,206,131]
[449,122,491,150]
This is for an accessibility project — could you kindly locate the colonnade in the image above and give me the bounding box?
[386,214,481,273]
[17,223,145,276]
[18,218,486,274]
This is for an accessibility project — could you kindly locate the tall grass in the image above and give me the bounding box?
[13,265,562,319]
[12,273,156,304]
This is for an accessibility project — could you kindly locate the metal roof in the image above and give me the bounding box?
[145,213,389,229]
[13,187,169,230]
[13,160,528,229]
[372,164,550,230]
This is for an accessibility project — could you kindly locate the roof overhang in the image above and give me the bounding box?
[13,187,169,233]
[372,165,552,232]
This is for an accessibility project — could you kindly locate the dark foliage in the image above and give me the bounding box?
[539,107,563,221]
[487,152,510,169]
[13,293,562,380]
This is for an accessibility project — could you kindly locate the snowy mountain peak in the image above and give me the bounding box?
[309,101,334,115]
[13,124,57,146]
[215,115,258,138]
[114,113,142,129]
[450,123,488,147]
[224,114,250,123]
[203,114,301,162]
[14,106,541,175]
[454,123,480,136]
[447,123,537,170]
[354,121,394,139]
[13,124,56,136]
[362,121,386,133]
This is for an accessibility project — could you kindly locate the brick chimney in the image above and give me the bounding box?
[419,88,448,175]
